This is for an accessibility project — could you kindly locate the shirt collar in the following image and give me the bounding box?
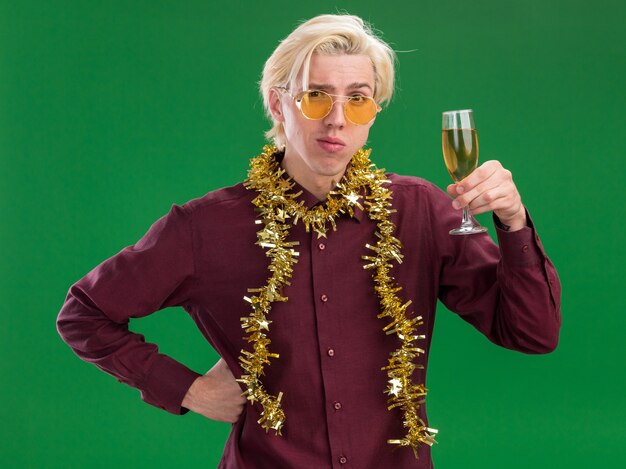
[292,180,366,224]
[275,151,365,224]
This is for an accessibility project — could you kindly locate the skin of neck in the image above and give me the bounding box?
[280,151,347,201]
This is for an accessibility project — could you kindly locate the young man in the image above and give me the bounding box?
[57,14,561,468]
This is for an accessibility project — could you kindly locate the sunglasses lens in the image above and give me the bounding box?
[345,97,378,125]
[300,91,333,119]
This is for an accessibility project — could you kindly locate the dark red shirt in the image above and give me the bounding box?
[57,172,561,469]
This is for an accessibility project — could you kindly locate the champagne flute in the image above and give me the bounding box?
[442,109,487,235]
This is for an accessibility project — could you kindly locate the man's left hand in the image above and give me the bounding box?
[446,160,527,232]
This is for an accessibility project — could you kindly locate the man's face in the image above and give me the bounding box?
[271,53,377,189]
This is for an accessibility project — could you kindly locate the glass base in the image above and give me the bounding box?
[449,224,488,235]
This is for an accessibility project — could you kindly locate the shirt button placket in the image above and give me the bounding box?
[311,234,345,466]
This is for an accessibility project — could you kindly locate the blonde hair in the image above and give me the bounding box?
[261,14,396,148]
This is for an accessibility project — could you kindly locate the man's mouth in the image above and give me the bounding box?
[317,137,346,152]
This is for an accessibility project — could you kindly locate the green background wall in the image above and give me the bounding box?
[1,0,623,467]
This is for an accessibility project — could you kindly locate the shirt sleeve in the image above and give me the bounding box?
[432,186,562,354]
[56,204,202,414]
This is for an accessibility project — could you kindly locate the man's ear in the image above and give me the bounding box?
[268,88,285,123]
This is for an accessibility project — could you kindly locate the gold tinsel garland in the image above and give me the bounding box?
[238,145,437,456]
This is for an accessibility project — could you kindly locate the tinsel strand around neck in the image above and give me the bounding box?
[238,145,437,457]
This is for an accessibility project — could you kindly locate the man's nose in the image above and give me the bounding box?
[323,99,346,127]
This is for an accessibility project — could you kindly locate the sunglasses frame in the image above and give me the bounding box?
[277,87,381,125]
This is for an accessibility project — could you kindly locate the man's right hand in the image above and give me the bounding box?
[182,358,246,423]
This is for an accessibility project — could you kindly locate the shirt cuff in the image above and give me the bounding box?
[140,354,202,415]
[493,209,544,267]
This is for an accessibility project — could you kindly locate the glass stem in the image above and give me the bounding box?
[462,207,472,227]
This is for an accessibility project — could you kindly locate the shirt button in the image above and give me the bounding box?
[522,245,529,253]
[318,242,326,250]
[339,456,347,464]
[334,401,342,410]
[327,348,335,357]
[321,294,328,302]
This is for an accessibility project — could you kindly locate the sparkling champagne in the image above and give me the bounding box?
[442,128,479,182]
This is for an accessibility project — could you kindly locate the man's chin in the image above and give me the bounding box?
[313,162,349,180]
